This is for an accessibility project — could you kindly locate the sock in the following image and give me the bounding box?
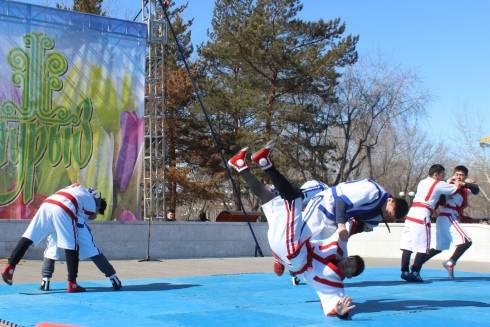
[264,166,302,202]
[423,248,442,263]
[401,250,412,272]
[411,252,427,273]
[41,258,56,278]
[240,169,275,203]
[91,254,116,277]
[8,237,33,265]
[64,249,79,282]
[449,241,472,264]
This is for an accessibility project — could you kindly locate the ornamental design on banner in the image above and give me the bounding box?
[0,32,93,205]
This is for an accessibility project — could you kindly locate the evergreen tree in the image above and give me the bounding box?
[200,0,358,206]
[57,0,105,15]
[159,2,224,214]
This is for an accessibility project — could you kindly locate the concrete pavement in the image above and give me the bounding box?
[2,257,490,284]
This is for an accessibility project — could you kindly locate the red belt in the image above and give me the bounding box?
[44,199,77,221]
[405,216,425,224]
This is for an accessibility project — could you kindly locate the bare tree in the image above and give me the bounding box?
[327,60,427,184]
[452,111,490,218]
[371,118,448,197]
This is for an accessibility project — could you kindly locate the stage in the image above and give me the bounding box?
[1,258,489,326]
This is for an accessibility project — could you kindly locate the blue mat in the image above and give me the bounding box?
[1,268,490,326]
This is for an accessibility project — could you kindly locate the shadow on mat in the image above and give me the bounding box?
[20,283,200,295]
[354,298,490,315]
[347,276,490,288]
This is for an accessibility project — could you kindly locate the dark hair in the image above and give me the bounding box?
[199,211,207,221]
[167,209,175,214]
[454,165,469,176]
[429,164,445,176]
[351,255,365,277]
[98,198,107,215]
[393,197,409,220]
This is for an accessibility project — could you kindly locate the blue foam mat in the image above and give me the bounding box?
[1,268,490,326]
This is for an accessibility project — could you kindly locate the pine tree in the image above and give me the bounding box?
[73,0,104,15]
[57,0,105,15]
[200,0,358,206]
[159,3,225,214]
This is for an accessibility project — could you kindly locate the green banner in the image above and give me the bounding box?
[0,1,147,221]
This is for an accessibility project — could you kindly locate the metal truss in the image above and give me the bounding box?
[142,0,167,220]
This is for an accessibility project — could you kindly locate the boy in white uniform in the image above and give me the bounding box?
[40,189,121,291]
[399,164,463,282]
[303,179,408,242]
[423,165,479,279]
[229,142,326,274]
[228,142,364,318]
[1,184,106,292]
[302,231,364,318]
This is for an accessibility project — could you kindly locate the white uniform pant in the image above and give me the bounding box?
[400,217,431,254]
[435,213,471,250]
[44,223,100,260]
[22,203,78,250]
[262,196,325,272]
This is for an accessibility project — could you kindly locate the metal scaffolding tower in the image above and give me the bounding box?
[142,0,167,220]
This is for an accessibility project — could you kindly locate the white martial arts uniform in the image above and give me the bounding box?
[44,215,100,261]
[301,232,349,316]
[261,181,327,272]
[23,184,97,251]
[434,187,472,250]
[302,179,389,233]
[43,184,100,260]
[400,177,459,253]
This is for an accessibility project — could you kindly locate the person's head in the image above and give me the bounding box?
[167,209,175,220]
[199,211,207,221]
[340,255,365,278]
[428,164,446,180]
[383,197,409,221]
[97,198,107,215]
[89,188,107,215]
[453,165,468,182]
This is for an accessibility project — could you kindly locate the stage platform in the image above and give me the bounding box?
[1,258,489,326]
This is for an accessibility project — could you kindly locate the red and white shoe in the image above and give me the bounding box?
[228,147,249,172]
[1,264,15,285]
[251,141,274,170]
[67,281,86,293]
[273,260,285,276]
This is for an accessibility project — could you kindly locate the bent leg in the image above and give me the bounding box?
[8,237,33,265]
[91,253,116,277]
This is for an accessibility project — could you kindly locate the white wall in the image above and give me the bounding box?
[1,220,489,262]
[0,220,271,260]
[348,223,490,262]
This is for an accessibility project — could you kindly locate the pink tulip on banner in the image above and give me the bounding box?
[115,111,144,192]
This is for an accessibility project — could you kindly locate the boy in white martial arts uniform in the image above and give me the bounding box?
[400,164,463,282]
[1,184,106,292]
[40,189,122,291]
[228,142,364,318]
[423,165,479,279]
[302,231,364,318]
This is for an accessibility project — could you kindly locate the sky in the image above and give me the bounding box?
[16,0,490,151]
